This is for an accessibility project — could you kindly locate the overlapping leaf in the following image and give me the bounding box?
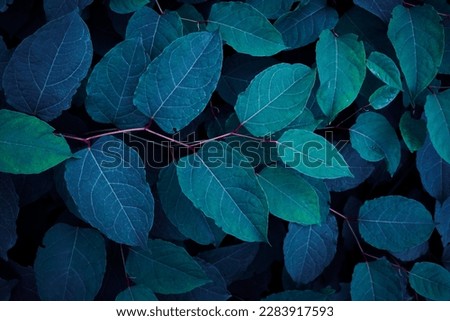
[399,112,426,153]
[354,0,401,23]
[425,90,450,164]
[109,0,150,14]
[409,262,450,300]
[44,0,93,20]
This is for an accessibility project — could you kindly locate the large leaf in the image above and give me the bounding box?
[126,7,183,59]
[436,198,450,247]
[235,63,316,137]
[0,173,18,260]
[64,136,154,247]
[399,112,426,153]
[134,31,222,133]
[366,51,402,90]
[86,38,149,129]
[126,239,210,294]
[34,224,106,300]
[351,258,403,300]
[176,141,269,242]
[247,0,294,19]
[425,90,450,164]
[2,11,92,121]
[206,2,285,56]
[354,0,401,23]
[350,112,401,176]
[257,167,321,225]
[387,5,444,101]
[277,129,352,179]
[116,285,157,301]
[316,30,366,119]
[44,0,93,20]
[109,0,150,14]
[358,196,434,252]
[283,215,338,284]
[0,110,72,174]
[409,262,450,300]
[274,0,338,50]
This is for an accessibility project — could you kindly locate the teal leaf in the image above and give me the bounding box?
[2,11,92,121]
[126,7,183,59]
[206,2,285,56]
[399,112,426,153]
[316,30,366,119]
[366,51,402,90]
[116,285,157,301]
[390,242,429,262]
[276,108,321,134]
[274,0,338,50]
[440,27,450,74]
[0,173,18,260]
[350,112,401,176]
[176,141,269,242]
[158,163,224,246]
[34,224,106,300]
[0,110,72,175]
[125,239,210,294]
[86,38,149,129]
[177,5,205,34]
[265,290,332,301]
[369,85,399,109]
[387,5,444,101]
[284,215,338,284]
[277,129,352,179]
[359,196,435,252]
[425,90,450,164]
[110,0,150,14]
[301,176,330,222]
[436,198,450,247]
[134,31,222,133]
[44,0,93,20]
[64,136,154,247]
[354,0,401,23]
[257,167,321,225]
[409,262,450,300]
[247,0,294,19]
[351,258,403,300]
[235,63,316,137]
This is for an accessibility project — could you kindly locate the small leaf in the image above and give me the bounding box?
[44,0,93,20]
[206,2,285,56]
[235,63,316,137]
[436,198,450,247]
[277,129,352,179]
[369,85,399,109]
[359,196,434,252]
[0,173,19,260]
[351,258,403,300]
[354,0,401,23]
[247,0,294,19]
[366,51,402,90]
[0,110,72,174]
[116,285,157,301]
[109,0,150,14]
[134,31,222,133]
[399,112,426,153]
[34,223,106,300]
[283,215,338,284]
[64,136,154,247]
[425,90,450,164]
[2,11,92,121]
[316,30,366,119]
[126,239,210,294]
[409,262,450,300]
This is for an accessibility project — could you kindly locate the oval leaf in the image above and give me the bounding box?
[409,262,450,300]
[0,173,18,260]
[436,198,450,247]
[366,51,401,90]
[399,112,426,153]
[369,85,399,109]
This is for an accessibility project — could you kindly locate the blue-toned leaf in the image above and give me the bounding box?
[417,136,450,201]
[126,7,183,59]
[0,37,11,91]
[44,0,93,20]
[399,112,426,153]
[409,262,450,300]
[302,176,330,222]
[134,31,222,133]
[86,38,149,129]
[369,85,399,109]
[150,203,187,242]
[206,2,285,56]
[387,5,444,101]
[2,11,92,121]
[34,223,106,300]
[116,285,157,301]
[443,246,450,271]
[390,242,429,262]
[316,30,366,119]
[354,0,401,23]
[284,215,338,284]
[158,163,224,246]
[64,136,154,247]
[440,27,450,74]
[350,112,401,176]
[425,90,450,164]
[367,51,402,90]
[0,0,12,12]
[274,0,338,50]
[359,196,434,252]
[265,290,332,301]
[177,4,205,34]
[126,239,210,294]
[351,258,403,300]
[0,173,18,260]
[247,0,294,19]
[110,0,150,14]
[277,129,352,179]
[177,141,269,242]
[436,198,450,247]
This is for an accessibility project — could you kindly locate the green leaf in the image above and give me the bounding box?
[316,30,366,119]
[350,112,401,176]
[235,63,316,137]
[0,109,72,174]
[369,85,399,109]
[277,129,352,179]
[116,285,157,301]
[257,167,321,225]
[109,0,150,14]
[206,1,285,56]
[359,196,435,252]
[400,112,426,153]
[387,4,444,101]
[366,51,402,90]
[126,239,210,294]
[176,141,269,242]
[409,262,450,300]
[425,90,450,164]
[134,31,222,133]
[351,258,403,300]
